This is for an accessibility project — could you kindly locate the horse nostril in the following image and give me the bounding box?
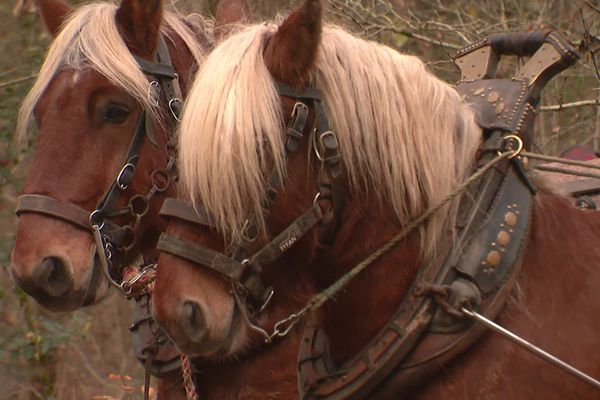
[33,257,72,297]
[179,301,209,343]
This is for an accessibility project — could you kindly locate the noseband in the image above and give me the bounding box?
[15,36,183,293]
[157,81,343,342]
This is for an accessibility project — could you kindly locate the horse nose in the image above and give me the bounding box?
[179,300,209,343]
[32,257,72,297]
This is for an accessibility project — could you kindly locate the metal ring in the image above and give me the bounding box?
[129,194,150,217]
[150,169,171,192]
[89,210,104,229]
[120,281,133,295]
[147,81,160,107]
[503,134,524,159]
[168,98,182,121]
[313,192,322,207]
[241,220,258,243]
[116,163,136,190]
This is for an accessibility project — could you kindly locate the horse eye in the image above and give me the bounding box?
[104,105,130,123]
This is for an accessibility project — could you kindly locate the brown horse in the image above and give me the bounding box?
[152,0,600,398]
[9,1,248,398]
[9,0,236,312]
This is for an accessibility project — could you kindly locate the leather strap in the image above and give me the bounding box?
[16,194,126,242]
[160,198,215,227]
[558,178,600,196]
[16,194,92,231]
[158,233,244,280]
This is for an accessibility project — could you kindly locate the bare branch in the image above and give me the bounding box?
[540,99,600,111]
[0,74,37,90]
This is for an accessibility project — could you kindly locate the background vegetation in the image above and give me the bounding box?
[0,0,597,399]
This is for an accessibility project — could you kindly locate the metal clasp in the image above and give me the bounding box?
[313,130,340,163]
[270,313,300,339]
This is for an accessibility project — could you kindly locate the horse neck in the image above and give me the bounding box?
[316,194,423,365]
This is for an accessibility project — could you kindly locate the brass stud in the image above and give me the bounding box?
[495,102,505,115]
[487,250,501,266]
[504,211,518,226]
[497,230,511,246]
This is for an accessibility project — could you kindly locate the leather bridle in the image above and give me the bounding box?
[16,36,184,294]
[157,81,344,342]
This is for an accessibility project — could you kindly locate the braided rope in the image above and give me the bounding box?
[180,354,199,400]
[291,151,513,321]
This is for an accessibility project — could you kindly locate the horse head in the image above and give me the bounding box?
[152,0,481,367]
[10,0,234,311]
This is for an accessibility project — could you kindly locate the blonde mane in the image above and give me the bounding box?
[179,23,481,255]
[16,2,210,143]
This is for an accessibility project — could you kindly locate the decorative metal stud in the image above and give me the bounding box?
[495,102,505,115]
[504,211,518,226]
[497,230,511,246]
[488,91,500,103]
[487,250,501,266]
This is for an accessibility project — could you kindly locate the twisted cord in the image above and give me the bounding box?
[294,151,513,319]
[523,151,600,170]
[180,354,199,400]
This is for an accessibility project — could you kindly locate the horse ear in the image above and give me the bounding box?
[264,0,322,88]
[214,0,251,28]
[115,0,163,59]
[36,0,73,36]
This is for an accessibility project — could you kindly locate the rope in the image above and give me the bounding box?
[523,151,600,170]
[292,151,513,321]
[180,354,199,400]
[534,165,600,180]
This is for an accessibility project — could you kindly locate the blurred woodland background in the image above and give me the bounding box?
[0,0,598,399]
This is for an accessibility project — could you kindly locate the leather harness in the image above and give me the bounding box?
[158,81,344,341]
[297,31,579,399]
[16,36,181,288]
[155,30,580,398]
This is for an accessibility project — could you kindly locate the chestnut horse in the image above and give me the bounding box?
[152,0,600,398]
[9,0,246,398]
[8,0,248,311]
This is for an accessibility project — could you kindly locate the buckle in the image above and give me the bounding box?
[313,130,340,163]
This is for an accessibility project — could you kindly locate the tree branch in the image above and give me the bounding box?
[539,99,600,111]
[0,74,37,90]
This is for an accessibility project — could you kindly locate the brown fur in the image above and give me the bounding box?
[263,0,322,88]
[153,0,600,398]
[115,0,163,59]
[11,1,214,398]
[37,0,72,36]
